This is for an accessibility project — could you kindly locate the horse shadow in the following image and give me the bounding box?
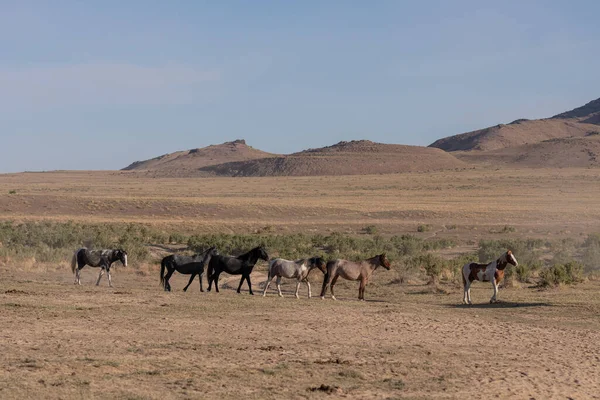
[446,301,552,309]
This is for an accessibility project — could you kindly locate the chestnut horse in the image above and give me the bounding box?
[320,254,391,301]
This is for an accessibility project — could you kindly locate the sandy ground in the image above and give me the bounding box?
[1,266,599,400]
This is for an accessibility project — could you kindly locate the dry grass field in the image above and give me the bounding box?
[1,168,600,399]
[1,168,600,237]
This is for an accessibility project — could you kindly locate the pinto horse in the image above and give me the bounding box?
[462,250,518,304]
[320,254,391,301]
[207,246,269,295]
[262,257,326,298]
[71,248,128,287]
[160,246,218,292]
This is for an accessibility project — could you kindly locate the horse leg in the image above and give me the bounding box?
[294,279,301,299]
[247,273,254,295]
[95,268,105,286]
[320,269,333,299]
[490,279,499,303]
[183,274,196,292]
[214,272,221,293]
[163,269,174,292]
[463,280,471,305]
[107,268,113,287]
[358,278,366,301]
[199,273,204,292]
[76,266,83,285]
[276,276,284,297]
[330,275,340,301]
[237,275,245,294]
[262,275,274,297]
[306,280,312,299]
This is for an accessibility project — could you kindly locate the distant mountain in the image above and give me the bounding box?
[552,97,600,122]
[122,140,277,175]
[457,134,600,168]
[428,96,600,168]
[429,97,600,153]
[199,140,466,177]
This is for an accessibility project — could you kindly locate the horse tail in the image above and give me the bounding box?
[160,257,167,288]
[71,248,81,274]
[461,263,468,288]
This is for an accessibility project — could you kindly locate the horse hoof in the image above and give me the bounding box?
[320,296,325,300]
[332,296,337,301]
[250,292,254,296]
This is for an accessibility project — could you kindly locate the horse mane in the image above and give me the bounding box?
[236,246,262,261]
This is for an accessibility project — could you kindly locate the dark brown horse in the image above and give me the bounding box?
[320,254,391,301]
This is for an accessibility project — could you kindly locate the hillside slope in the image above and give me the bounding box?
[429,97,600,153]
[122,140,276,175]
[456,134,600,168]
[199,140,467,176]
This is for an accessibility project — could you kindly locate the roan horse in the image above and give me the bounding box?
[262,257,327,299]
[207,246,269,295]
[462,250,518,304]
[320,254,391,301]
[71,248,128,287]
[160,246,218,292]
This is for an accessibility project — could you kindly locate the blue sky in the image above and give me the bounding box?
[1,1,599,172]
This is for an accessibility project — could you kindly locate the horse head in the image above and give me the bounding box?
[506,250,518,267]
[202,246,219,263]
[256,246,269,261]
[117,249,128,267]
[310,257,327,273]
[379,253,391,270]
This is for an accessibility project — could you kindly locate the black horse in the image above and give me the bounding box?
[207,246,269,295]
[159,246,218,292]
[71,248,128,287]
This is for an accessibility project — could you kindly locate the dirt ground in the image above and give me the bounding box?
[1,265,599,400]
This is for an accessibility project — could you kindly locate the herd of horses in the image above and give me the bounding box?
[71,245,518,303]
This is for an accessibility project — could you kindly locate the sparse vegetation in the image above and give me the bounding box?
[417,224,431,233]
[539,261,584,287]
[363,225,378,235]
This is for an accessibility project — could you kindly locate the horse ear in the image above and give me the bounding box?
[507,250,512,255]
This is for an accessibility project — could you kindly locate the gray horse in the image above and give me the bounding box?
[320,254,391,301]
[263,257,326,298]
[71,248,128,287]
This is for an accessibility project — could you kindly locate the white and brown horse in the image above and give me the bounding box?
[262,257,326,298]
[462,250,518,304]
[320,254,391,301]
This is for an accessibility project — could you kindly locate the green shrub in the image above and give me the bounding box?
[538,262,584,287]
[363,225,378,235]
[409,253,445,284]
[417,224,431,233]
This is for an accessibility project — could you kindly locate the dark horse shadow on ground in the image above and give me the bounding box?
[446,301,552,309]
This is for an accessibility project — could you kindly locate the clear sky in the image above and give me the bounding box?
[1,1,599,172]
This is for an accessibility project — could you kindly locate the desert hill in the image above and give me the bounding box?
[428,96,600,168]
[122,140,276,175]
[199,140,466,177]
[456,133,600,168]
[429,97,600,153]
